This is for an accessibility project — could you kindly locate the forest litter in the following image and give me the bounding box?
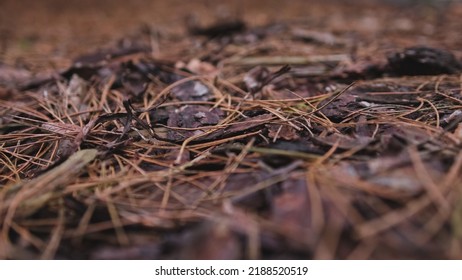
[1,2,462,259]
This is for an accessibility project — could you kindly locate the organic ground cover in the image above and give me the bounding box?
[1,0,462,259]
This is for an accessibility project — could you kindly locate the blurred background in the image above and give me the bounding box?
[0,0,460,71]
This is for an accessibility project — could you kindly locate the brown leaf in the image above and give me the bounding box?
[267,124,300,141]
[171,81,212,101]
[167,105,224,142]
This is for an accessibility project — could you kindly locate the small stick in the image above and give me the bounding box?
[229,54,350,66]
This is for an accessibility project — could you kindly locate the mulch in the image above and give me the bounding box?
[1,0,462,259]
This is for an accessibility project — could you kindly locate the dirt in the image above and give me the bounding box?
[1,0,462,259]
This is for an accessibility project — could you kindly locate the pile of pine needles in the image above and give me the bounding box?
[1,2,462,259]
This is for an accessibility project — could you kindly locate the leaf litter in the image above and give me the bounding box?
[1,0,462,259]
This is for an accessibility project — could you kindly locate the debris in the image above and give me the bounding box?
[231,54,350,66]
[0,63,32,87]
[188,20,246,38]
[167,105,223,141]
[2,0,462,260]
[292,28,347,46]
[171,81,212,101]
[387,46,462,76]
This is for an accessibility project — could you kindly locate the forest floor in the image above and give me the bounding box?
[1,0,462,259]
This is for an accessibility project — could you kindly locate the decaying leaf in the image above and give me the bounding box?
[171,81,212,101]
[167,105,224,141]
